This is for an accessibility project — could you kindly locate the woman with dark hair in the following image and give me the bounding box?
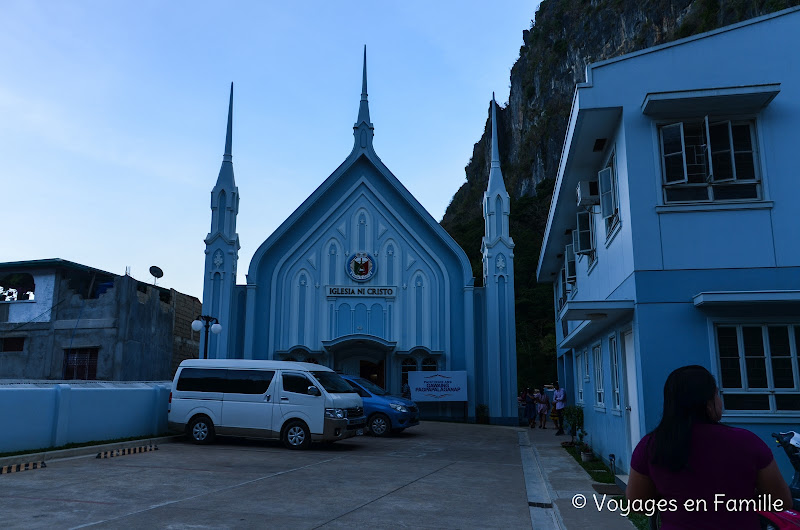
[626,365,791,528]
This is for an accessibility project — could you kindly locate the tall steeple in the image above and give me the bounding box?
[482,94,511,247]
[481,93,517,423]
[487,93,507,196]
[353,46,374,151]
[216,82,235,188]
[202,82,240,359]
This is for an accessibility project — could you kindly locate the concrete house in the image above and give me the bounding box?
[0,259,201,381]
[536,7,800,478]
[197,52,520,423]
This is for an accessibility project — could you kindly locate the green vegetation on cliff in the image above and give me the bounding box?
[441,0,800,388]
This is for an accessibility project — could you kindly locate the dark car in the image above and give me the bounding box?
[341,375,420,436]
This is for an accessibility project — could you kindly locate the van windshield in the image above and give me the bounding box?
[311,371,356,393]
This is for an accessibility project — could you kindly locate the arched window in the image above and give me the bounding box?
[401,358,417,386]
[358,213,366,250]
[328,244,337,284]
[422,357,437,372]
[218,190,227,233]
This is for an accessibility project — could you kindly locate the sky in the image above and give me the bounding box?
[1,1,540,299]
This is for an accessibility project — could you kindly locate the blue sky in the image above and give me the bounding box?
[1,1,540,298]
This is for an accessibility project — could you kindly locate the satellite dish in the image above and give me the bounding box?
[149,266,163,285]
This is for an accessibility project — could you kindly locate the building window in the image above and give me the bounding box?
[715,324,800,412]
[565,243,576,284]
[575,352,584,404]
[421,357,437,371]
[609,335,620,410]
[575,210,596,266]
[401,358,417,386]
[557,267,572,311]
[1,337,25,352]
[659,118,760,203]
[63,348,99,380]
[583,349,590,380]
[0,273,35,301]
[593,344,604,406]
[598,150,620,235]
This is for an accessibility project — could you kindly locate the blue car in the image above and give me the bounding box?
[341,375,420,436]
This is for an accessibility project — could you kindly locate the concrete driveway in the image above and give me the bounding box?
[1,422,532,529]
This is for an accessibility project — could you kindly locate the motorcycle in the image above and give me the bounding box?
[758,431,800,529]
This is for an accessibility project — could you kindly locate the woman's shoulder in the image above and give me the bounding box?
[696,424,771,450]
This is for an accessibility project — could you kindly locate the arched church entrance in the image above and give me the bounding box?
[359,359,385,388]
[321,334,396,390]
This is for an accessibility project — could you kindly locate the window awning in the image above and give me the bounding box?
[558,300,634,349]
[693,290,800,307]
[642,84,780,118]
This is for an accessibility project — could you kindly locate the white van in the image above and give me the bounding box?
[168,360,367,449]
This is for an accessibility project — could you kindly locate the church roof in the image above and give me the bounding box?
[247,49,473,285]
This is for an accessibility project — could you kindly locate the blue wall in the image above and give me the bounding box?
[0,383,169,453]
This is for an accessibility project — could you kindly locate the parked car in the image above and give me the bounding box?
[168,360,366,449]
[341,375,420,436]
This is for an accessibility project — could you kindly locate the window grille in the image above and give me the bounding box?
[63,348,99,380]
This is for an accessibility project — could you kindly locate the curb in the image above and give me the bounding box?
[1,461,46,475]
[0,435,180,468]
[97,444,159,459]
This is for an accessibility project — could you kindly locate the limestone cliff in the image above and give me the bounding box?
[441,0,800,385]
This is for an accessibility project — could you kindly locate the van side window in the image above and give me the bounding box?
[227,370,275,395]
[176,368,227,393]
[283,373,312,394]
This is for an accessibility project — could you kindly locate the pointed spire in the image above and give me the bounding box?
[223,82,233,162]
[357,45,371,126]
[487,93,506,194]
[491,93,500,169]
[215,82,235,190]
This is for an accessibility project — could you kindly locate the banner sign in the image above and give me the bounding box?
[325,286,396,297]
[409,371,467,402]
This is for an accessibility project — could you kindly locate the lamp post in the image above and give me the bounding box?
[191,315,222,359]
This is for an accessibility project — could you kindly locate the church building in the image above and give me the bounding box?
[200,50,518,423]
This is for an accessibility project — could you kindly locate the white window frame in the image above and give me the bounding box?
[557,267,571,311]
[598,149,620,235]
[609,334,620,410]
[593,343,604,406]
[575,352,584,404]
[658,116,761,204]
[575,210,596,267]
[565,243,576,284]
[713,321,800,414]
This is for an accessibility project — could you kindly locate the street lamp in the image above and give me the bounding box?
[191,315,222,359]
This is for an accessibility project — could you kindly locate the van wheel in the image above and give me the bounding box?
[282,420,311,450]
[188,415,215,444]
[369,414,391,437]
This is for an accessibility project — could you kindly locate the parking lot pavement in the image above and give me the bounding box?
[0,422,532,529]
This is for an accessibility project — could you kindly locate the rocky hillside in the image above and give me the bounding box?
[441,0,800,386]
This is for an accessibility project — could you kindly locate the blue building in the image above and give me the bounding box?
[199,50,518,423]
[536,7,800,478]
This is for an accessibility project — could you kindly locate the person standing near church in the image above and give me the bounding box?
[553,381,566,435]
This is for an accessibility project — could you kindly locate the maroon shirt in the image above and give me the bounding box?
[631,423,774,529]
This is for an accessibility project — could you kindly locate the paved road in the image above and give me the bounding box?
[1,422,532,529]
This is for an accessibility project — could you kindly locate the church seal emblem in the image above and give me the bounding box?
[347,252,376,282]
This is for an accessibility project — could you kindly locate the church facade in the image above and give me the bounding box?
[200,52,518,423]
